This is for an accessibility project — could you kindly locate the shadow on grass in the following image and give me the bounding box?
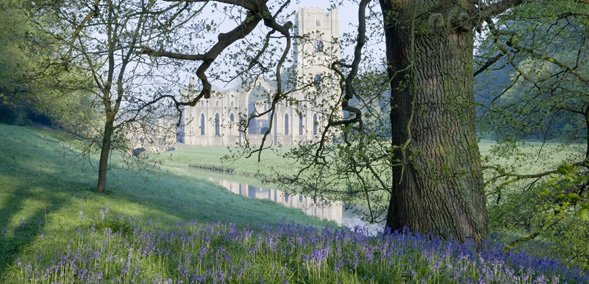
[0,183,67,278]
[0,125,337,280]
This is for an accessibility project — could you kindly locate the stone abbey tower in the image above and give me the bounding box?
[177,7,340,146]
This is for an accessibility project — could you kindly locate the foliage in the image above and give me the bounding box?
[488,159,589,270]
[0,0,30,94]
[0,0,48,126]
[5,209,588,283]
[475,0,589,271]
[476,0,589,144]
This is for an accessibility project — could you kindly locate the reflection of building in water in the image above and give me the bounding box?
[214,179,343,224]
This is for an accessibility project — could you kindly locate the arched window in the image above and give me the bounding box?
[314,74,321,93]
[284,114,289,135]
[215,100,219,107]
[299,115,304,135]
[215,113,220,136]
[313,114,318,135]
[200,114,205,135]
[230,101,234,107]
[230,113,235,132]
[314,39,324,52]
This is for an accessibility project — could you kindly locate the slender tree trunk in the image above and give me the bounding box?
[380,0,488,246]
[585,107,589,159]
[96,116,114,193]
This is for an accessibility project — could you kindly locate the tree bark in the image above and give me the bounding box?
[96,116,114,193]
[380,0,488,246]
[585,107,589,159]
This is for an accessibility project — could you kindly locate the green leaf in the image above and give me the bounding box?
[567,193,582,201]
[557,164,569,175]
[579,208,589,221]
[539,187,551,196]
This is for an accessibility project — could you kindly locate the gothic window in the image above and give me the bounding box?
[315,19,321,26]
[230,113,235,130]
[299,115,303,135]
[314,74,321,93]
[200,114,205,135]
[215,113,220,136]
[230,101,234,107]
[313,114,318,135]
[285,114,289,135]
[314,39,324,52]
[216,100,219,107]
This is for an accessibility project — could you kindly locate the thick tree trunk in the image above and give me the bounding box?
[380,0,487,246]
[96,117,114,193]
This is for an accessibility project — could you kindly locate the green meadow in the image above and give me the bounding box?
[156,141,580,178]
[0,124,335,281]
[1,123,587,283]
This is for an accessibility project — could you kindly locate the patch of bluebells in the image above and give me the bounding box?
[10,209,588,283]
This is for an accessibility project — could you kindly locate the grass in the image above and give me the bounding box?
[1,124,587,283]
[0,124,336,281]
[156,141,582,179]
[154,139,589,266]
[7,212,588,283]
[151,145,292,178]
[479,140,583,174]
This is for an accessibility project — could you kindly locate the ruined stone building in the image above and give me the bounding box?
[176,7,341,146]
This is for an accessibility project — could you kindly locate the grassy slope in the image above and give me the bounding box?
[0,124,335,279]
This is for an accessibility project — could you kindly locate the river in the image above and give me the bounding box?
[207,175,385,234]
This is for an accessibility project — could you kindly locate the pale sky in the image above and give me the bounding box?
[175,0,382,90]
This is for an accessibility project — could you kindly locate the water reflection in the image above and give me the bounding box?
[210,178,384,234]
[213,178,343,223]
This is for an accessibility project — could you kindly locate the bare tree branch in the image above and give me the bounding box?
[506,41,589,84]
[479,0,588,19]
[474,52,504,77]
[142,4,265,101]
[164,0,261,11]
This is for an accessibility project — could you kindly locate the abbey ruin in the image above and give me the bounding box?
[176,7,341,146]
